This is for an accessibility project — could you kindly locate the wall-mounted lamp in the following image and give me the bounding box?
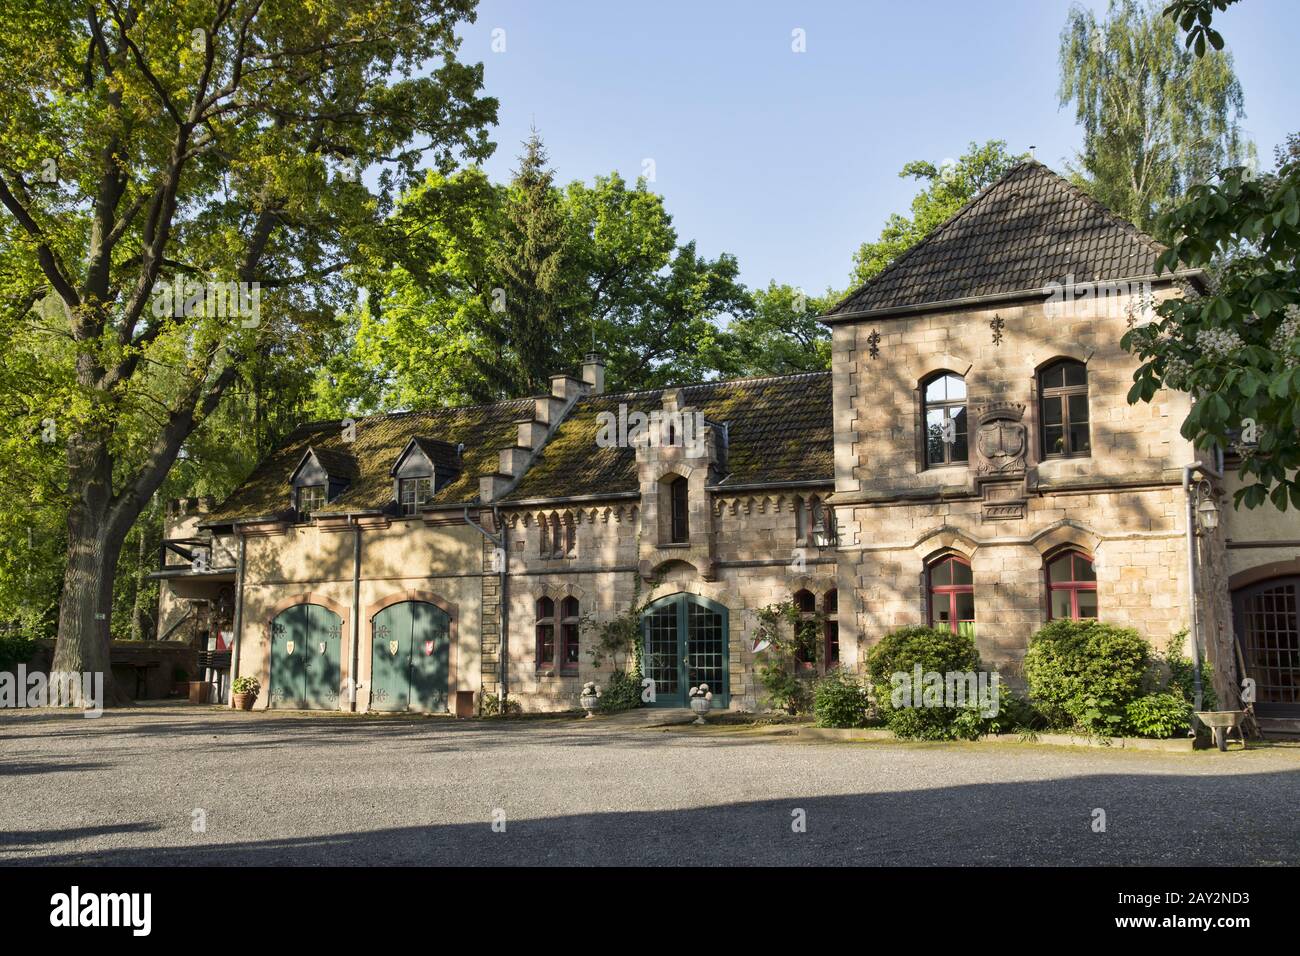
[1194,480,1220,533]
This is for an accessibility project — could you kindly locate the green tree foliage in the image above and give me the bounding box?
[1059,0,1252,234]
[848,141,1026,289]
[0,0,496,697]
[724,282,832,376]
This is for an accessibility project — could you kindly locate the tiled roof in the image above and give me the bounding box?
[824,161,1165,318]
[203,399,533,524]
[504,371,834,502]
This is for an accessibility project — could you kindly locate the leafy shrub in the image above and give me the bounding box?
[0,633,36,672]
[479,693,522,717]
[598,669,643,714]
[231,675,260,696]
[759,661,811,715]
[864,625,986,740]
[1023,620,1150,735]
[1124,692,1193,739]
[1155,632,1216,710]
[812,669,874,728]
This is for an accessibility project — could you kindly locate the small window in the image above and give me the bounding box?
[562,513,576,558]
[923,373,969,467]
[824,589,839,666]
[560,596,581,672]
[536,597,556,669]
[297,485,326,520]
[1046,550,1098,620]
[928,555,975,637]
[399,477,434,516]
[539,515,552,558]
[669,476,689,543]
[1039,360,1090,458]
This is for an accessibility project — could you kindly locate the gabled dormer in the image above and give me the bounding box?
[391,437,462,516]
[289,446,357,520]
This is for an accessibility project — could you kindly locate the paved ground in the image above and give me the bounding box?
[2,705,1297,866]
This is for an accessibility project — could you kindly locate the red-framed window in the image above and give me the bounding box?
[560,596,581,673]
[792,589,817,671]
[535,597,556,669]
[1046,550,1098,620]
[928,555,976,636]
[823,589,839,666]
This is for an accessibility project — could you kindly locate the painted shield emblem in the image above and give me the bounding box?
[389,640,399,656]
[424,640,434,656]
[319,641,326,655]
[285,640,295,655]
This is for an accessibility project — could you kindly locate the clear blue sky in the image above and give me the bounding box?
[455,0,1295,297]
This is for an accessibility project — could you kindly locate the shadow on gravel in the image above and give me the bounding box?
[4,769,1297,867]
[0,821,161,848]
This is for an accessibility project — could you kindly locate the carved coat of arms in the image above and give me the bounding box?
[975,403,1027,476]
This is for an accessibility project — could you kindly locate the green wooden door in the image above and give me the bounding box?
[269,605,307,709]
[303,604,343,710]
[370,601,450,712]
[641,595,729,709]
[371,602,412,712]
[409,601,450,712]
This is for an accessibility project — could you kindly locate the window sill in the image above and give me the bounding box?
[658,541,691,549]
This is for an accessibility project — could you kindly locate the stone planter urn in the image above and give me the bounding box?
[689,684,713,724]
[232,692,258,711]
[579,681,601,719]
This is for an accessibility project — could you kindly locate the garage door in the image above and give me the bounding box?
[269,604,343,710]
[370,601,450,712]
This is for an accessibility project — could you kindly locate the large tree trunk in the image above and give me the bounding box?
[50,436,132,707]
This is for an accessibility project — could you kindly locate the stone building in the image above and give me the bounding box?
[157,161,1300,723]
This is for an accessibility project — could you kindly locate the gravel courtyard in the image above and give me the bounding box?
[1,706,1297,866]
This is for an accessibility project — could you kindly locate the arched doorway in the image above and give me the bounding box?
[1232,576,1300,716]
[269,604,343,710]
[642,594,729,708]
[370,601,451,712]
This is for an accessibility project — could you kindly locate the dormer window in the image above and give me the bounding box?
[391,436,461,518]
[289,445,356,521]
[399,477,434,516]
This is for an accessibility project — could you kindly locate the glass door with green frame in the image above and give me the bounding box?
[641,594,729,708]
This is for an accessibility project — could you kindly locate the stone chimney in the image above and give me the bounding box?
[581,352,606,395]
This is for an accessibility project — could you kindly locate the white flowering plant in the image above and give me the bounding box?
[1122,144,1300,511]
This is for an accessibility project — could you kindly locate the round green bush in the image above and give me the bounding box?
[1124,692,1192,739]
[812,669,873,728]
[865,625,985,740]
[1023,619,1151,735]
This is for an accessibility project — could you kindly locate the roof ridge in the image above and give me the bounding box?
[592,368,831,403]
[292,396,535,434]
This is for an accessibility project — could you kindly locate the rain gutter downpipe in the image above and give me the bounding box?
[1182,457,1223,713]
[350,514,362,712]
[228,530,246,708]
[464,503,508,710]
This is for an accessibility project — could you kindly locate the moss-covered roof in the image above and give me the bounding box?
[504,371,833,501]
[203,399,533,524]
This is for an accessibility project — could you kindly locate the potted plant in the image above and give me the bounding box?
[232,676,261,711]
[689,684,713,724]
[579,681,601,718]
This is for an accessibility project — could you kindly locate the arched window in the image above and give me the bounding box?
[560,596,581,672]
[535,597,556,669]
[1039,359,1090,458]
[669,475,689,543]
[1046,550,1097,620]
[928,555,976,636]
[923,372,968,467]
[562,513,576,557]
[793,589,817,671]
[538,515,552,558]
[823,589,839,666]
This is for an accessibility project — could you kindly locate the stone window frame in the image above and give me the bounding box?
[912,356,974,475]
[794,494,838,548]
[1044,548,1098,621]
[535,596,557,670]
[920,370,970,469]
[1038,358,1092,459]
[792,588,818,672]
[538,511,576,560]
[823,589,840,666]
[667,474,690,544]
[559,595,581,674]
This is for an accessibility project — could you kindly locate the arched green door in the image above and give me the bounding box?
[370,601,450,712]
[269,604,343,710]
[642,594,729,708]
